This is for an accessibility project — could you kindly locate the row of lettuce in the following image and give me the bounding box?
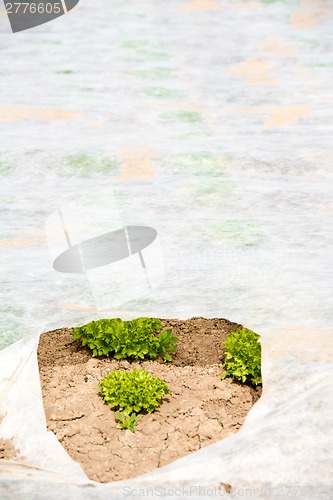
[72,317,261,431]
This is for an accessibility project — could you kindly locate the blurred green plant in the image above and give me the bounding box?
[143,87,184,99]
[205,219,264,248]
[170,152,226,176]
[56,69,74,74]
[62,152,119,177]
[131,67,172,79]
[0,153,15,175]
[260,0,294,4]
[123,41,169,62]
[160,110,202,123]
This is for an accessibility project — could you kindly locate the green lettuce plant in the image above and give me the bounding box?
[221,327,262,385]
[114,411,143,432]
[99,368,171,431]
[72,317,178,362]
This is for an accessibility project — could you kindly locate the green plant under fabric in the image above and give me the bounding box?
[99,368,171,432]
[72,317,178,362]
[221,327,262,386]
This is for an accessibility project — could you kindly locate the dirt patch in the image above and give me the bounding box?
[37,317,262,483]
[0,438,19,460]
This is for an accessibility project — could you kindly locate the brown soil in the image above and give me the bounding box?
[37,317,262,483]
[0,439,18,460]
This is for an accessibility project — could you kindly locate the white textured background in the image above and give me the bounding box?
[0,1,332,498]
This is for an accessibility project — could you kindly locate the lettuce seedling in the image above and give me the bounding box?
[99,368,171,431]
[221,327,262,386]
[114,411,142,432]
[72,317,178,362]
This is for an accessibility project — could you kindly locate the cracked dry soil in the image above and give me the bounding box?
[37,317,262,483]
